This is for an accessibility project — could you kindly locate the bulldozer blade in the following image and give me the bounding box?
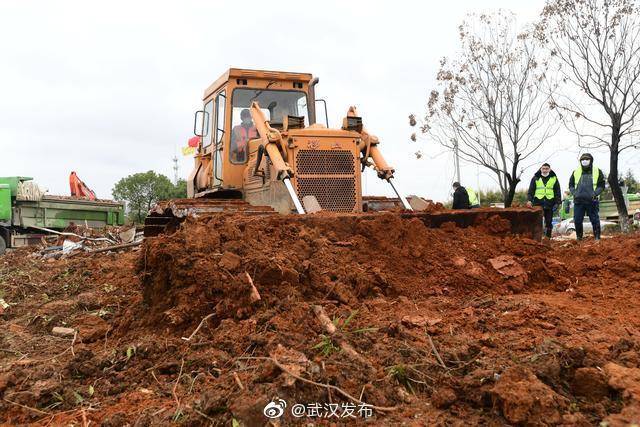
[286,207,542,239]
[143,199,276,237]
[400,208,543,240]
[145,199,542,241]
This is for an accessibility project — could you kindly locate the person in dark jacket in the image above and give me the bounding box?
[526,163,562,238]
[452,182,470,209]
[568,153,606,241]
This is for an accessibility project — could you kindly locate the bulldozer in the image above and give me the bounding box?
[144,68,542,239]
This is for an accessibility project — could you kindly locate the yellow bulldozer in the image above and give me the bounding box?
[144,68,541,238]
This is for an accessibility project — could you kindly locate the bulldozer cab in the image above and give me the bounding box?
[229,90,308,162]
[188,69,317,198]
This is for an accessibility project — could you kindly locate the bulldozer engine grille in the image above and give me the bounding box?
[296,150,355,175]
[295,149,357,212]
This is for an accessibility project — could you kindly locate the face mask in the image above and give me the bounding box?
[541,171,550,177]
[581,159,590,167]
[242,118,252,125]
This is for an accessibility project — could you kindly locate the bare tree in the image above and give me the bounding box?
[411,12,558,207]
[538,0,640,232]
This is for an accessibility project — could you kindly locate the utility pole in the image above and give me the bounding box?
[454,140,461,183]
[172,155,179,185]
[476,164,481,205]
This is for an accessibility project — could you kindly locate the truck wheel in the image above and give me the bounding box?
[0,235,6,255]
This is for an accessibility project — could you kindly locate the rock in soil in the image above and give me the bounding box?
[51,326,76,337]
[491,366,567,425]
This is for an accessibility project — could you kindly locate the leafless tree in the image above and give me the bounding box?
[411,12,558,207]
[538,0,640,232]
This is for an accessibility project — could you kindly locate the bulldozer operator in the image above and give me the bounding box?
[230,108,258,163]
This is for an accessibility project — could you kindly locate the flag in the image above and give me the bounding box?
[182,146,196,156]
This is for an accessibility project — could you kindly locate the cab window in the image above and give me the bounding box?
[202,100,214,147]
[213,91,226,185]
[215,91,226,145]
[230,88,308,164]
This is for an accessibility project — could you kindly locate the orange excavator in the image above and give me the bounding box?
[69,172,97,201]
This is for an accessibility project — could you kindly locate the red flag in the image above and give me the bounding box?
[188,136,201,147]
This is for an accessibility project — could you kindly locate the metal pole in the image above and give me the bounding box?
[172,155,179,185]
[283,178,306,214]
[387,178,413,211]
[476,164,481,205]
[454,140,461,183]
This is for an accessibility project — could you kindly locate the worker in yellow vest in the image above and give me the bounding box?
[526,163,562,238]
[451,182,470,209]
[467,187,480,208]
[568,153,606,241]
[452,182,480,209]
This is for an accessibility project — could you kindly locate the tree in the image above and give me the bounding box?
[172,179,188,199]
[412,11,558,207]
[478,189,529,206]
[537,0,640,232]
[112,171,177,223]
[622,169,639,193]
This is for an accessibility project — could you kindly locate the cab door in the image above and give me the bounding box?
[212,90,226,187]
[191,99,215,195]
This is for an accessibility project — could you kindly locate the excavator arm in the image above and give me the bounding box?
[249,102,306,214]
[344,106,412,210]
[249,102,292,180]
[69,172,97,201]
[345,106,395,180]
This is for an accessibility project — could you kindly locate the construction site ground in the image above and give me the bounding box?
[1,212,640,426]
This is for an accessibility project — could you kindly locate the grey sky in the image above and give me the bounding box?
[1,1,638,202]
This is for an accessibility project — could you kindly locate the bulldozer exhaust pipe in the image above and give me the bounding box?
[387,178,413,211]
[283,178,306,214]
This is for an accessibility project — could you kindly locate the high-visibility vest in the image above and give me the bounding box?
[233,126,258,151]
[534,176,557,200]
[573,167,600,190]
[467,188,479,206]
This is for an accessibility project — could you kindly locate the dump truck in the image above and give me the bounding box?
[144,68,542,238]
[0,176,125,254]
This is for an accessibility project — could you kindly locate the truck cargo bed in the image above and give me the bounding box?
[11,196,124,229]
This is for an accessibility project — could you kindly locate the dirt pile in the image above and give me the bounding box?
[1,212,640,425]
[136,213,568,332]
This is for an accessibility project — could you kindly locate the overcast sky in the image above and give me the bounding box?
[1,1,639,203]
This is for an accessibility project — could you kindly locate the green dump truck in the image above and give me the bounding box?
[0,176,125,254]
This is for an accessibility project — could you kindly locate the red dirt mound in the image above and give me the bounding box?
[134,213,568,332]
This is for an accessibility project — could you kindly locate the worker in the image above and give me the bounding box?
[467,187,480,208]
[230,109,257,163]
[451,182,470,210]
[568,153,606,241]
[526,163,561,238]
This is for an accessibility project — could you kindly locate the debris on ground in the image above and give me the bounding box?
[1,212,639,425]
[51,326,76,337]
[35,224,143,259]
